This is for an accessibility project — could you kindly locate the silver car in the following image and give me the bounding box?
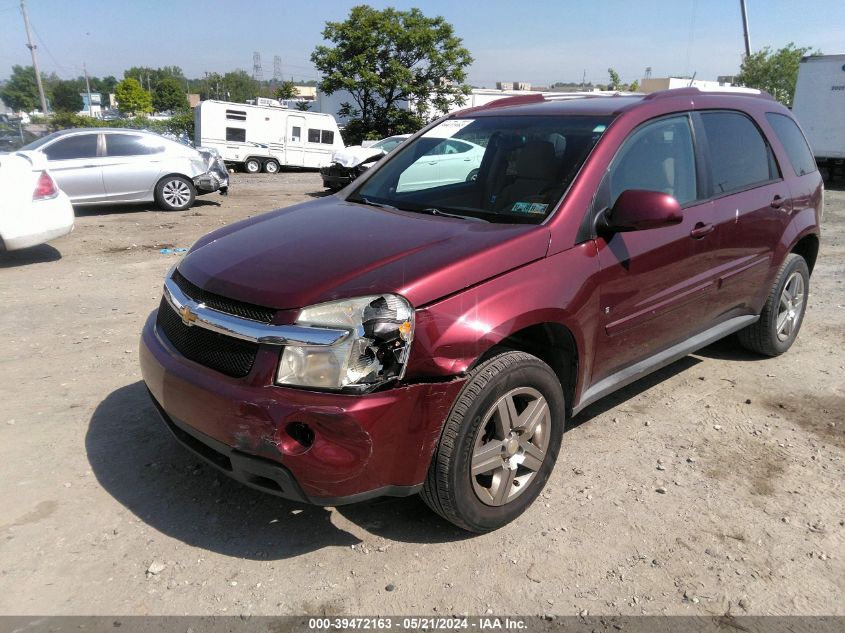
[19,128,229,211]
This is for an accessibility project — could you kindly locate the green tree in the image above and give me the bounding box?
[115,78,152,115]
[153,77,187,112]
[734,42,817,106]
[221,70,257,103]
[273,80,298,100]
[0,65,41,112]
[124,65,185,90]
[51,81,84,112]
[90,75,118,100]
[607,68,621,90]
[628,79,639,93]
[311,5,472,140]
[295,100,311,111]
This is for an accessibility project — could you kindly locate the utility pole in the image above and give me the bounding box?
[19,0,48,114]
[83,62,93,116]
[739,0,752,58]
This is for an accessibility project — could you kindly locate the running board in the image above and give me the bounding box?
[572,315,759,416]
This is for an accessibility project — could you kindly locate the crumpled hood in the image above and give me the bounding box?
[178,198,550,311]
[330,145,386,168]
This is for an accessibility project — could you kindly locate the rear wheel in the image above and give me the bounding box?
[263,159,280,174]
[466,168,479,182]
[421,351,564,532]
[738,253,809,356]
[244,158,261,174]
[155,176,195,211]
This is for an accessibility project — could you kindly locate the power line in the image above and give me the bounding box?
[30,22,75,77]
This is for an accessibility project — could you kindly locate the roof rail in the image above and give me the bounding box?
[457,92,546,114]
[643,86,774,100]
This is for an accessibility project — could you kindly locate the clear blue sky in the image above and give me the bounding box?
[1,0,842,86]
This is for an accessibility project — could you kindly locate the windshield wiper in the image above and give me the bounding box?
[350,196,398,211]
[418,207,488,222]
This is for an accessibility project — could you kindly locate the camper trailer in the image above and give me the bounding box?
[194,100,344,173]
[792,54,845,181]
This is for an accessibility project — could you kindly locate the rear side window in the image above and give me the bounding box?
[226,127,246,142]
[700,112,777,194]
[43,134,98,160]
[106,134,162,156]
[308,129,321,143]
[609,115,698,206]
[765,113,817,176]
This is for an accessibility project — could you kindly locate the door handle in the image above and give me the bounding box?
[770,194,786,209]
[690,222,715,239]
[427,161,437,165]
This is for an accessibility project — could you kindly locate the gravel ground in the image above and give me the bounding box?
[0,172,843,616]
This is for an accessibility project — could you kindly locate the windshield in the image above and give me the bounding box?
[350,115,614,224]
[371,136,406,152]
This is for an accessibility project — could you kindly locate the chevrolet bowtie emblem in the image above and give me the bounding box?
[180,305,198,326]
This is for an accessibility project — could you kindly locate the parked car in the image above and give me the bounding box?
[0,151,74,251]
[320,134,410,190]
[140,88,821,532]
[18,128,229,211]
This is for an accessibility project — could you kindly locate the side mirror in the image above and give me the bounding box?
[600,189,683,233]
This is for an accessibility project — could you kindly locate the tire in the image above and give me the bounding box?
[263,159,280,174]
[421,351,565,532]
[737,253,809,356]
[154,176,196,211]
[244,158,261,174]
[466,168,480,182]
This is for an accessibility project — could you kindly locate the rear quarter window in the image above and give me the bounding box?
[765,113,817,177]
[700,111,778,194]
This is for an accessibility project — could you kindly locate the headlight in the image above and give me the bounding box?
[276,294,414,391]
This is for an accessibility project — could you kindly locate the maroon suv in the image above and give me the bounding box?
[140,88,821,532]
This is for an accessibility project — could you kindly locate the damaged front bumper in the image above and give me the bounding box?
[194,151,230,196]
[139,311,466,504]
[320,162,356,190]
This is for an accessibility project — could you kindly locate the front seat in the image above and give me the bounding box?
[493,141,558,212]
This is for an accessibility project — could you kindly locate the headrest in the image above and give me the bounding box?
[515,141,557,180]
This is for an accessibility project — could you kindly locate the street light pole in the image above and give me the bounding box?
[739,0,752,58]
[19,0,49,115]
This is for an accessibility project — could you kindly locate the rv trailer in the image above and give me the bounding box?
[195,100,344,173]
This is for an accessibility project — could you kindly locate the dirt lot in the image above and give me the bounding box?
[0,172,843,617]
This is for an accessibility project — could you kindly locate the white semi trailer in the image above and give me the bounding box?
[194,100,344,174]
[792,54,845,181]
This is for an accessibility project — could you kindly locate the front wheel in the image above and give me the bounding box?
[738,253,809,356]
[421,351,565,532]
[155,176,196,211]
[244,158,262,174]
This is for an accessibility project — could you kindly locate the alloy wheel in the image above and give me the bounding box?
[161,179,192,208]
[470,387,550,506]
[777,271,805,342]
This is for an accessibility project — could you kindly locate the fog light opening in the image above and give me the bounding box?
[277,421,315,455]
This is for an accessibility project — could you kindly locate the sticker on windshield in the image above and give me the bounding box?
[592,124,607,133]
[423,119,475,139]
[511,202,548,214]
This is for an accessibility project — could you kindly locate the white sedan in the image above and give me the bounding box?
[397,138,485,192]
[0,151,74,251]
[19,128,229,211]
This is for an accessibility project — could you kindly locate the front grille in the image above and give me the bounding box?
[172,269,275,323]
[156,298,259,378]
